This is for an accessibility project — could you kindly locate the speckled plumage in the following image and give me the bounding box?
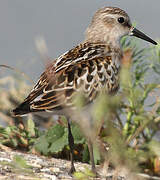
[12,5,157,119]
[11,7,133,116]
[12,6,157,174]
[13,42,122,115]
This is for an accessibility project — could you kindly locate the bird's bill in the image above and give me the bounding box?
[130,27,157,45]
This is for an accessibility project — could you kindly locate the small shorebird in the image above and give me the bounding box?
[12,7,157,174]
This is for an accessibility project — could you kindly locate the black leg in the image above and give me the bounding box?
[67,120,76,174]
[88,139,96,173]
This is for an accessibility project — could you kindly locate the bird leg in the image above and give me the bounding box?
[67,120,76,174]
[87,139,96,173]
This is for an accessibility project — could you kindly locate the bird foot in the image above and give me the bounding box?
[91,167,100,178]
[68,165,76,175]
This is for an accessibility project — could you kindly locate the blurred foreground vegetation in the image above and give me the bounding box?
[0,37,160,178]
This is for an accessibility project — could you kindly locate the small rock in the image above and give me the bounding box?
[0,157,11,162]
[50,167,60,173]
[40,168,51,173]
[41,174,57,180]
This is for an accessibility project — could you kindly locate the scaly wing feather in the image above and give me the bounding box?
[12,42,120,116]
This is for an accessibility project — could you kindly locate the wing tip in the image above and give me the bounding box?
[11,101,31,117]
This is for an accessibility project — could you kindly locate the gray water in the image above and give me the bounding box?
[0,0,159,81]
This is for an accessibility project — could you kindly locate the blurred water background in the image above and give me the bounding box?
[0,0,159,80]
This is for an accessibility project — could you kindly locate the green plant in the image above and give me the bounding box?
[0,37,160,177]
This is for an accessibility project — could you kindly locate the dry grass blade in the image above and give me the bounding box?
[0,64,34,84]
[125,118,151,146]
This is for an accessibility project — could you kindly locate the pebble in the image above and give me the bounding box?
[0,157,11,162]
[41,174,57,180]
[50,167,60,173]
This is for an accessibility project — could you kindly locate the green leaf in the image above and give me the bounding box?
[5,126,17,136]
[74,171,87,179]
[148,140,160,157]
[141,84,157,104]
[34,135,49,155]
[13,155,32,169]
[82,143,89,163]
[72,125,85,144]
[11,138,18,147]
[84,168,96,177]
[74,167,95,179]
[46,124,65,143]
[26,118,35,137]
[49,133,68,153]
[93,144,101,165]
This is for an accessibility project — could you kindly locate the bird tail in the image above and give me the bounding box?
[12,101,31,117]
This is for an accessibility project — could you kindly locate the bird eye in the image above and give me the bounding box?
[118,17,125,24]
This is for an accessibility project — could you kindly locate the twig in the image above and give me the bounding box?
[115,111,123,129]
[0,64,34,84]
[137,173,160,180]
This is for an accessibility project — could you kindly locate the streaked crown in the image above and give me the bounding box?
[85,7,132,46]
[85,7,157,46]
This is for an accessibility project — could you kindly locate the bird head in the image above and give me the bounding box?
[85,7,157,46]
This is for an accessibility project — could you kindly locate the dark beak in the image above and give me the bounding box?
[131,27,157,45]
